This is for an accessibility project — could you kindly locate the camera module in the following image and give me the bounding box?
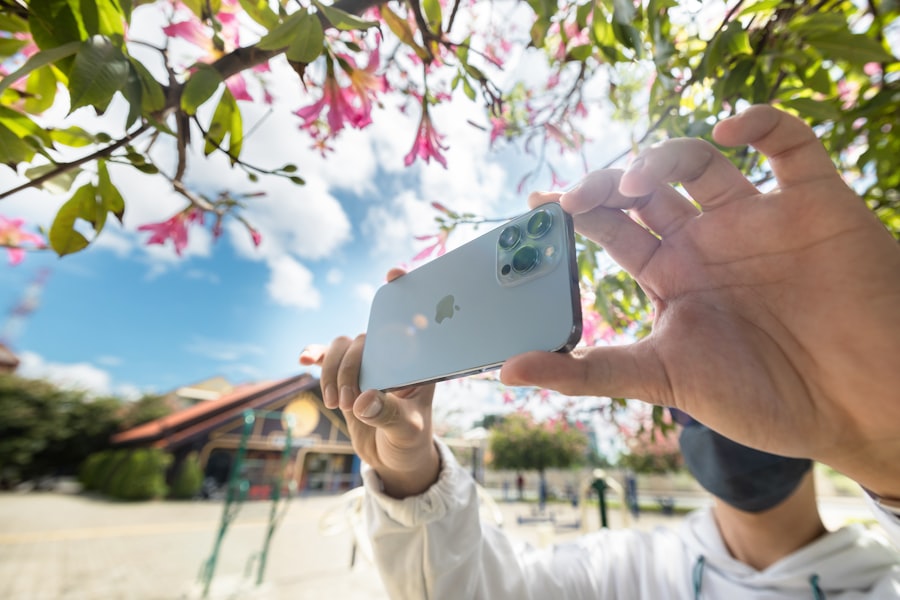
[499,225,521,250]
[526,210,552,238]
[512,245,540,273]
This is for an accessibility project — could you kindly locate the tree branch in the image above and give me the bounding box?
[0,123,151,201]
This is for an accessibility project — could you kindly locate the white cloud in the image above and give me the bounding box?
[185,336,266,362]
[265,255,322,309]
[96,355,123,367]
[354,283,377,306]
[326,268,343,285]
[15,351,141,398]
[185,269,221,284]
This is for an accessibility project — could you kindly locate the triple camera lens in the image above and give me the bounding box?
[499,209,553,276]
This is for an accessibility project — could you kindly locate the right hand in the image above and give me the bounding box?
[299,268,440,499]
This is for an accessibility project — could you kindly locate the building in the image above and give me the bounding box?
[0,343,18,374]
[111,374,358,497]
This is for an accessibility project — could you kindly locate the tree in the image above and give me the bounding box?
[617,409,683,474]
[0,0,895,266]
[0,374,123,485]
[489,412,589,484]
[118,393,174,430]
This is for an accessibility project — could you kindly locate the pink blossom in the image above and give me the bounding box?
[250,228,263,247]
[411,230,448,261]
[549,169,568,190]
[137,208,204,256]
[489,116,507,144]
[225,73,253,101]
[0,216,45,265]
[863,62,881,76]
[295,71,369,136]
[404,110,448,168]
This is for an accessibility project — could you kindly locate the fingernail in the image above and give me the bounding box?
[360,395,383,419]
[324,384,337,408]
[625,156,645,173]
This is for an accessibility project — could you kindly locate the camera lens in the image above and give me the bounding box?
[512,245,540,273]
[526,210,552,238]
[498,225,521,250]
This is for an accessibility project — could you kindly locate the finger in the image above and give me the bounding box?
[320,336,353,409]
[386,267,406,283]
[299,344,327,366]
[563,169,700,237]
[336,334,366,411]
[713,105,840,188]
[527,190,562,210]
[619,139,758,211]
[500,341,668,405]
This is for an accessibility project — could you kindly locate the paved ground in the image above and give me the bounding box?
[0,486,879,600]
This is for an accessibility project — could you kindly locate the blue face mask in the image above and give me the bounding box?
[672,410,812,513]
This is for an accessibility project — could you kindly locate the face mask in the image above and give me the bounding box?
[672,410,812,513]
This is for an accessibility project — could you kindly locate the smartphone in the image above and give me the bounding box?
[359,202,582,391]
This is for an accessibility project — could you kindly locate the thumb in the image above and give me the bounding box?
[351,389,430,443]
[500,344,667,404]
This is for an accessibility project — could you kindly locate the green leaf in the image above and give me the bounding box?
[204,89,242,160]
[0,13,28,34]
[50,126,96,147]
[0,41,81,97]
[73,181,107,233]
[28,0,86,51]
[24,163,81,194]
[0,123,36,165]
[421,0,443,33]
[180,65,222,115]
[779,97,841,121]
[720,20,752,56]
[0,38,28,59]
[807,33,894,65]
[97,160,125,224]
[462,77,476,100]
[23,66,59,115]
[380,6,428,59]
[286,13,326,63]
[80,0,127,40]
[129,58,166,113]
[258,9,312,50]
[0,106,53,146]
[49,187,93,256]
[312,1,379,31]
[238,0,279,29]
[67,36,130,113]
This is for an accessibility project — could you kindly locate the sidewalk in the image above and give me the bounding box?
[0,488,878,599]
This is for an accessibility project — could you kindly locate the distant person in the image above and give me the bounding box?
[516,473,524,501]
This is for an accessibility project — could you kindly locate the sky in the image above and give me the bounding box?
[0,3,634,426]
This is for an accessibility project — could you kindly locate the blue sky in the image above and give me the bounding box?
[0,5,633,419]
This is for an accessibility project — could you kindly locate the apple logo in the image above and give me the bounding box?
[434,294,460,324]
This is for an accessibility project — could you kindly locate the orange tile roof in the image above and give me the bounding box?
[111,374,316,447]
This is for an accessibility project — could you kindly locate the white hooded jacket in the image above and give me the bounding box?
[363,440,900,599]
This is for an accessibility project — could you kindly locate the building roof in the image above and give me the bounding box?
[0,343,19,369]
[111,373,320,448]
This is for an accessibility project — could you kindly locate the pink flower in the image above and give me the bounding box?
[404,109,448,168]
[411,230,448,261]
[489,116,507,144]
[295,73,367,136]
[0,216,45,265]
[137,208,204,256]
[225,73,253,101]
[249,228,262,247]
[341,49,388,126]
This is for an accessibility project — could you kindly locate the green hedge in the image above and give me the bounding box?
[169,452,203,499]
[79,448,172,501]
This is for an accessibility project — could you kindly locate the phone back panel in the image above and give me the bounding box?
[359,203,582,391]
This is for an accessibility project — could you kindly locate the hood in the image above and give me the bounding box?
[679,508,900,592]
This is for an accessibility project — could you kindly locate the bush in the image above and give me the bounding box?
[79,448,172,500]
[112,449,171,501]
[169,452,203,499]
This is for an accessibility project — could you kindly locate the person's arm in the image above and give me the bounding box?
[501,105,900,499]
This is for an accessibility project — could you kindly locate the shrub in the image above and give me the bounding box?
[169,452,203,499]
[112,449,171,501]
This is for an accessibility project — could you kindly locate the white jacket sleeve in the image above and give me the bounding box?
[865,492,900,548]
[361,439,680,600]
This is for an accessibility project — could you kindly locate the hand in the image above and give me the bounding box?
[299,268,440,499]
[501,105,900,498]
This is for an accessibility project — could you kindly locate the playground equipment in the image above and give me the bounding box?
[198,409,295,598]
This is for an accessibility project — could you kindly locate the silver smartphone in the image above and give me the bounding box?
[359,202,582,391]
